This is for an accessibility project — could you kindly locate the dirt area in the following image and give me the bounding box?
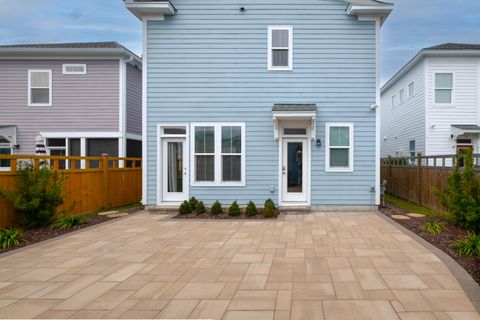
[174,210,279,220]
[379,202,480,285]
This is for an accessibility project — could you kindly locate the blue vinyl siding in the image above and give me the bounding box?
[146,0,377,206]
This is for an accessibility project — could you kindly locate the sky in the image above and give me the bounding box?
[0,0,479,84]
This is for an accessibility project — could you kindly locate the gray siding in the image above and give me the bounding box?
[126,63,142,135]
[0,59,119,154]
[146,0,377,205]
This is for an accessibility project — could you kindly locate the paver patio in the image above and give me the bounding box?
[0,211,478,320]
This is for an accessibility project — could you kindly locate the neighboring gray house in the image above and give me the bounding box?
[381,43,480,158]
[125,0,393,209]
[0,42,142,170]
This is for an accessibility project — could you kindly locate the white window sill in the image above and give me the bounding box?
[192,181,246,187]
[28,103,52,107]
[326,167,354,173]
[268,67,293,71]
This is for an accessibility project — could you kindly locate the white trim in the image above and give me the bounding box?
[126,133,142,141]
[268,26,293,71]
[28,69,52,107]
[119,58,127,159]
[408,81,415,98]
[80,138,86,169]
[62,64,87,75]
[39,131,122,138]
[141,18,149,205]
[325,123,354,173]
[433,72,455,106]
[190,122,246,187]
[0,145,12,171]
[374,17,381,205]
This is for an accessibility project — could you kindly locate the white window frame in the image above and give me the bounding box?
[408,81,415,98]
[190,123,246,186]
[268,26,293,71]
[62,64,87,75]
[391,94,396,108]
[325,123,354,173]
[434,72,454,106]
[409,140,416,159]
[0,145,12,171]
[399,89,405,104]
[28,69,52,107]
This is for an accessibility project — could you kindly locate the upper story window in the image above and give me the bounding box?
[326,123,354,172]
[408,81,415,98]
[399,89,405,104]
[391,94,397,108]
[268,26,293,71]
[192,123,245,186]
[435,73,453,104]
[63,64,87,75]
[28,70,52,106]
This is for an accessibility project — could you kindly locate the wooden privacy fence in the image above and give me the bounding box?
[0,155,142,228]
[381,153,480,212]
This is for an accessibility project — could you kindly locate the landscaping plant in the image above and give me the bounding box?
[189,197,199,210]
[195,201,206,215]
[179,200,193,215]
[228,201,241,217]
[245,201,257,217]
[210,200,223,215]
[264,198,276,218]
[436,148,480,233]
[0,164,65,227]
[51,215,88,230]
[0,228,24,249]
[423,221,444,235]
[455,233,480,257]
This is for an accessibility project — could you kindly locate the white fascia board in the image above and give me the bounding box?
[39,132,122,138]
[346,5,393,25]
[125,0,175,20]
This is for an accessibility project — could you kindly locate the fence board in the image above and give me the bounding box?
[0,155,142,228]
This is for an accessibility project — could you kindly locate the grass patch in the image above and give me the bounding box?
[384,194,445,218]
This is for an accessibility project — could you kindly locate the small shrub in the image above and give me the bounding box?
[423,221,444,235]
[229,201,241,217]
[195,201,206,215]
[210,201,223,215]
[51,215,88,230]
[245,201,257,217]
[179,200,193,215]
[189,197,199,210]
[264,198,276,218]
[455,233,480,257]
[0,228,24,249]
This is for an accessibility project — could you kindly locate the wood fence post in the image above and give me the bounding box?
[416,153,422,206]
[102,156,109,209]
[387,156,392,188]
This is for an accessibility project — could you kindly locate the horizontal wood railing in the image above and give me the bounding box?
[0,155,142,228]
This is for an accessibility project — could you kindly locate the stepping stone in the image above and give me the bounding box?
[107,212,129,218]
[391,215,410,220]
[98,210,119,216]
[407,213,426,218]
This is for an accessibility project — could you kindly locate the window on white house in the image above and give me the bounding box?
[391,95,397,108]
[193,123,245,185]
[63,64,87,75]
[399,89,405,104]
[326,123,353,172]
[0,146,11,170]
[29,70,52,106]
[409,81,415,98]
[435,73,453,104]
[268,26,293,70]
[409,140,416,159]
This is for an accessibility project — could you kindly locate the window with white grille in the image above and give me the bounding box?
[28,70,52,106]
[63,64,87,75]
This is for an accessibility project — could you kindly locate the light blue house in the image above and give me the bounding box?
[125,0,393,209]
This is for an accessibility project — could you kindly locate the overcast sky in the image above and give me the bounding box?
[1,0,479,84]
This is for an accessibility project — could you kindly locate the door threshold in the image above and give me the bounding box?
[279,205,311,213]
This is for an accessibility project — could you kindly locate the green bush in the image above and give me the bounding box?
[195,201,206,215]
[0,164,65,227]
[189,197,199,210]
[179,200,193,215]
[264,198,276,218]
[51,215,88,230]
[423,221,444,235]
[455,233,480,257]
[210,201,223,215]
[0,228,24,249]
[229,201,241,216]
[435,148,480,233]
[245,201,257,217]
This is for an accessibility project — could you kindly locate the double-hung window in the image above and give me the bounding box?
[408,82,415,98]
[0,140,11,171]
[399,89,405,104]
[192,123,245,185]
[28,70,52,106]
[268,26,293,70]
[326,123,353,172]
[435,73,453,104]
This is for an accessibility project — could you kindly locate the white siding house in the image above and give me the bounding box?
[381,43,480,158]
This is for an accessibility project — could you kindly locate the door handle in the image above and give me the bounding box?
[282,166,286,175]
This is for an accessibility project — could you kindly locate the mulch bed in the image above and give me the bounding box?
[174,210,279,220]
[0,206,144,255]
[379,202,480,285]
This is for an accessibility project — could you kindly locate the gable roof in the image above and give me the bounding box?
[382,43,480,93]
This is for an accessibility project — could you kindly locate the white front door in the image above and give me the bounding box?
[282,138,308,203]
[162,138,187,202]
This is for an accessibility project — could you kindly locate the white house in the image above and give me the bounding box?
[381,43,480,158]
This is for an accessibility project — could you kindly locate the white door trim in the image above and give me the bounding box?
[162,138,187,202]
